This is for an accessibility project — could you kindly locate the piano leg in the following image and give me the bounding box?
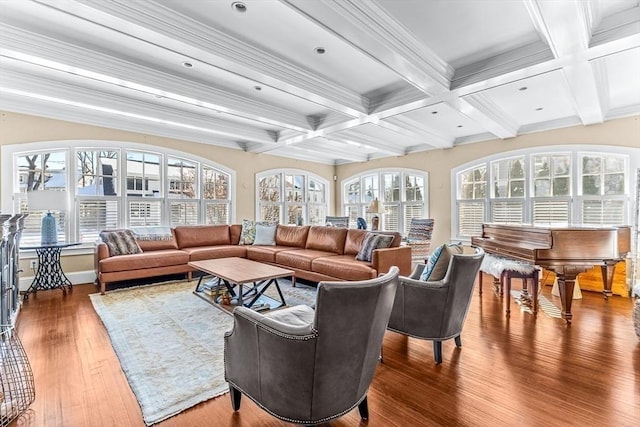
[556,273,577,324]
[600,261,617,300]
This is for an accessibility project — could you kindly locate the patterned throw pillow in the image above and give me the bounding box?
[420,243,464,281]
[238,220,259,245]
[355,233,394,262]
[100,229,142,256]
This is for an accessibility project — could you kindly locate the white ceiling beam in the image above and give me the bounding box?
[34,0,368,117]
[456,94,519,139]
[0,69,276,144]
[283,0,452,96]
[0,24,312,132]
[524,0,605,124]
[379,116,453,149]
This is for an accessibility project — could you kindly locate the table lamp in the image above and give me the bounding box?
[26,190,67,245]
[368,198,386,231]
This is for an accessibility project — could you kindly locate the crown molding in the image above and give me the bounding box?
[590,7,640,48]
[36,0,367,117]
[283,0,453,95]
[452,41,555,90]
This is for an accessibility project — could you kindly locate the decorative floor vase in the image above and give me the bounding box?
[41,212,57,245]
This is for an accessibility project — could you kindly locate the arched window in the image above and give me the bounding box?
[342,169,428,233]
[3,141,234,246]
[452,146,635,240]
[256,169,328,225]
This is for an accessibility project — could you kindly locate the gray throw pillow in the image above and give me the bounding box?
[253,223,277,245]
[355,233,394,262]
[100,229,142,256]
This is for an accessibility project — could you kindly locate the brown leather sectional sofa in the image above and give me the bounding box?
[95,224,412,294]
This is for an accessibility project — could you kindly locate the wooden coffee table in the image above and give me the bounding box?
[190,257,293,311]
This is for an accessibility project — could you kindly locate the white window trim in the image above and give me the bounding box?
[342,168,429,233]
[450,144,640,242]
[255,168,329,225]
[2,140,236,252]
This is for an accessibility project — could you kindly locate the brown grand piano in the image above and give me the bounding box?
[471,223,631,323]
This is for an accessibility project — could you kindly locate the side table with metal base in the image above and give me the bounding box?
[20,242,81,299]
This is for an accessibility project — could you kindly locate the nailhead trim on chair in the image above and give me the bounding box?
[234,310,319,340]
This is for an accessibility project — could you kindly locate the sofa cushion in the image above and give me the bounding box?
[174,225,230,248]
[420,243,464,281]
[246,246,295,263]
[181,245,248,261]
[275,225,309,247]
[253,223,277,245]
[136,238,178,251]
[99,249,188,273]
[100,229,141,256]
[230,224,243,245]
[344,229,368,255]
[305,226,348,254]
[276,249,336,271]
[312,255,377,281]
[355,233,394,262]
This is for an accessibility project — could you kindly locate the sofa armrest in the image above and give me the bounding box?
[372,245,412,276]
[95,242,109,269]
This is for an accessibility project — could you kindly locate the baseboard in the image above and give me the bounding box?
[19,270,96,292]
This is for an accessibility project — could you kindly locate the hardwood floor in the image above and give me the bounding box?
[12,276,640,427]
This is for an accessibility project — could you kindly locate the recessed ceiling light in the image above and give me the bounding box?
[181,61,193,68]
[253,86,262,91]
[519,86,528,91]
[535,107,544,111]
[314,47,326,55]
[457,125,463,128]
[431,111,438,115]
[231,2,247,13]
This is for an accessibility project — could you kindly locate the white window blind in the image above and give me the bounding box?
[170,201,199,226]
[533,199,569,225]
[582,200,625,225]
[128,200,162,227]
[457,201,485,237]
[492,201,523,223]
[78,199,119,243]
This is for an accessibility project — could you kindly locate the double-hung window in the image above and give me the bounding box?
[342,169,427,233]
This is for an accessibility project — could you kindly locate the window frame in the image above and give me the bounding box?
[255,169,329,225]
[451,145,638,242]
[342,168,428,234]
[2,140,235,250]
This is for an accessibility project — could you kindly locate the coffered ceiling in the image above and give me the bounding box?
[1,0,639,165]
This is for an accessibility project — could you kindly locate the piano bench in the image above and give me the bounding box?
[478,254,540,314]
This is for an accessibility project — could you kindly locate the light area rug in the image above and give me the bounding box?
[89,278,317,425]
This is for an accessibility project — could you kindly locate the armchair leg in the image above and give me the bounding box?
[433,341,443,364]
[229,384,242,411]
[454,335,462,348]
[358,396,369,420]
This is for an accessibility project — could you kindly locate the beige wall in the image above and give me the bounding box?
[1,111,639,281]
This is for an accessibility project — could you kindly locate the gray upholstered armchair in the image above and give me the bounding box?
[387,248,484,364]
[224,267,399,425]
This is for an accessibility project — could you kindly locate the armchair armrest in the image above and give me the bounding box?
[372,246,412,276]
